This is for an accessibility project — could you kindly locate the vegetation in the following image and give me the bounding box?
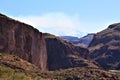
[0,53,120,80]
[0,65,30,80]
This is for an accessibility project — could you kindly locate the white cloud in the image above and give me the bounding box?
[13,12,87,37]
[10,12,117,37]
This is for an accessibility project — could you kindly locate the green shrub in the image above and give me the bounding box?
[0,65,31,80]
[13,73,30,80]
[0,65,14,78]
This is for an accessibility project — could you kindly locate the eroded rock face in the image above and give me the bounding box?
[0,14,47,71]
[44,33,97,70]
[0,13,97,71]
[89,23,120,70]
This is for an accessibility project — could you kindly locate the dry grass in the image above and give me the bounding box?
[0,53,120,80]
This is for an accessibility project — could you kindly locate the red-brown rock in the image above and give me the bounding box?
[0,13,47,71]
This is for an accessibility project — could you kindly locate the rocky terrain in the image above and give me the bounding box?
[0,13,47,71]
[0,53,120,80]
[1,13,120,80]
[89,23,120,70]
[0,13,96,71]
[60,34,94,48]
[44,33,97,70]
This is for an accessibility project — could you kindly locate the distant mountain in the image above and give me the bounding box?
[60,36,79,41]
[1,13,120,80]
[0,13,96,71]
[60,34,95,48]
[89,23,120,70]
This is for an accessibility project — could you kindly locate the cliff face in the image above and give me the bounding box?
[0,14,47,70]
[44,33,97,70]
[0,13,97,71]
[89,23,120,70]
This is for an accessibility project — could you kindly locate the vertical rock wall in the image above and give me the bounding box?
[0,14,47,70]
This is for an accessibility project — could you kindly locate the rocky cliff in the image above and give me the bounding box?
[44,33,97,70]
[0,13,97,71]
[0,14,47,70]
[89,23,120,70]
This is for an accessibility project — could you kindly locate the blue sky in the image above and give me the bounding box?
[1,0,120,37]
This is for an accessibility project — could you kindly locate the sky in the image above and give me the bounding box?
[0,0,120,37]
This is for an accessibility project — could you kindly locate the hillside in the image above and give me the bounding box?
[60,34,94,48]
[0,13,97,71]
[44,33,97,70]
[0,53,37,80]
[89,23,120,70]
[1,53,120,80]
[1,13,120,80]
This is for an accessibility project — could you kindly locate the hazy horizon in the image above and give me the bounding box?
[1,0,120,37]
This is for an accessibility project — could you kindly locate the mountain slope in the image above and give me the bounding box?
[89,23,120,70]
[0,13,47,70]
[1,13,120,80]
[0,53,37,80]
[72,34,94,47]
[1,53,120,80]
[0,13,97,71]
[60,36,79,41]
[60,34,94,48]
[44,33,97,70]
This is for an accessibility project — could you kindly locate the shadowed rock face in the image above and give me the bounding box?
[89,23,120,70]
[0,14,47,71]
[0,13,97,71]
[44,33,97,70]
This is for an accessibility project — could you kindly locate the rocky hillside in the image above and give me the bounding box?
[45,67,120,80]
[89,23,120,70]
[1,54,120,80]
[0,13,47,70]
[1,53,120,80]
[72,34,94,47]
[0,13,96,71]
[60,34,94,48]
[0,53,37,80]
[1,13,120,80]
[44,33,97,70]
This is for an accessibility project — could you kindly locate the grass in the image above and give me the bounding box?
[0,65,14,78]
[0,53,120,80]
[0,65,31,80]
[13,73,30,80]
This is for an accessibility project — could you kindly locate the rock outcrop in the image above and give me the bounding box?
[0,13,97,71]
[44,33,97,70]
[89,23,120,70]
[0,14,47,71]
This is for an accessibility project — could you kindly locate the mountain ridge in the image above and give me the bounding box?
[1,13,120,80]
[60,33,94,48]
[44,33,97,70]
[0,13,96,71]
[89,23,120,70]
